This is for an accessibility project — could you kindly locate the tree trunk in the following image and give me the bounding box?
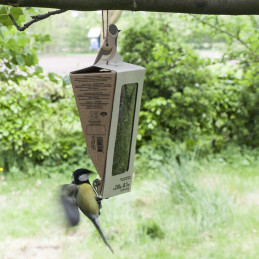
[1,0,259,15]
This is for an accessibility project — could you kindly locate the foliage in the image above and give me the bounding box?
[120,15,259,151]
[189,15,259,147]
[0,78,87,171]
[28,11,101,53]
[0,6,24,27]
[0,6,89,172]
[0,6,51,83]
[120,18,211,149]
[235,63,259,146]
[0,11,259,172]
[0,8,105,54]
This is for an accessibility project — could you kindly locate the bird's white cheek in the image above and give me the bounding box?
[78,174,88,181]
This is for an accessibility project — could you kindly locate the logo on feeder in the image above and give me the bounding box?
[100,112,108,117]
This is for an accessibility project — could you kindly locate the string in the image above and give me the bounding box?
[102,10,105,40]
[106,10,109,46]
[102,10,109,46]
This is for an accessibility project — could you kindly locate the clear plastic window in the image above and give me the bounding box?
[112,83,138,176]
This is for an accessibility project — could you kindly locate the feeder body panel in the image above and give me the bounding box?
[70,62,145,198]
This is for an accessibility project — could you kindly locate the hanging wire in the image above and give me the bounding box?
[106,10,109,46]
[102,10,105,40]
[101,10,109,46]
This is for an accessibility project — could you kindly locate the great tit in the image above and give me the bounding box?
[60,168,113,253]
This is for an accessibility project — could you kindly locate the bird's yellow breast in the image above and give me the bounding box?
[77,184,99,215]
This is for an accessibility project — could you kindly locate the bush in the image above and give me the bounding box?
[120,17,215,151]
[0,8,50,83]
[1,13,258,174]
[120,16,259,151]
[234,64,259,146]
[0,78,86,171]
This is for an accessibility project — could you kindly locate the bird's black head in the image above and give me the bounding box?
[109,24,120,36]
[73,168,91,185]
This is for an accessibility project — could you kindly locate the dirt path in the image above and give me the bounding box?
[38,54,96,76]
[38,51,227,76]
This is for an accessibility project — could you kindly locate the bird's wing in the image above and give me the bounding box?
[93,48,113,65]
[102,47,117,62]
[60,184,80,226]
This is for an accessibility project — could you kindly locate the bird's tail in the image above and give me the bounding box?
[92,218,114,254]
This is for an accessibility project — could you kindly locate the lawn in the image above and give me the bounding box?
[0,148,258,259]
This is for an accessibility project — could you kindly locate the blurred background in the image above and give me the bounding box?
[0,8,259,259]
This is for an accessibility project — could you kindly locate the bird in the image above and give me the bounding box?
[60,168,114,253]
[93,24,121,65]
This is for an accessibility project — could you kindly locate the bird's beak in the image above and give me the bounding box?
[118,30,121,32]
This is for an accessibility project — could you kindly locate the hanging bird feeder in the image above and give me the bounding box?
[70,22,145,199]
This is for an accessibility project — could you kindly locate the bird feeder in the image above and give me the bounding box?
[70,25,145,199]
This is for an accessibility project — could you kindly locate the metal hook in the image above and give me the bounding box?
[93,178,102,196]
[93,179,103,209]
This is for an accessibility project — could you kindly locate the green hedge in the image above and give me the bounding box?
[0,78,86,171]
[0,14,258,172]
[119,17,259,151]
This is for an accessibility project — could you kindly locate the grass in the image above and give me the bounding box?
[0,148,258,259]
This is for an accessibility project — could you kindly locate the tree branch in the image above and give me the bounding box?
[9,9,67,31]
[1,0,259,15]
[191,15,259,61]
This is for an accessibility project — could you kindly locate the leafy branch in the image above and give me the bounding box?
[9,9,67,31]
[191,15,259,61]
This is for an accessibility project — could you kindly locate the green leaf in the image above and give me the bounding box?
[35,66,43,74]
[48,72,59,83]
[0,14,12,27]
[9,7,24,18]
[25,54,34,66]
[15,54,25,66]
[6,38,18,50]
[0,6,9,15]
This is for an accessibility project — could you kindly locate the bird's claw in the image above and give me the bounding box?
[95,195,102,201]
[93,179,100,192]
[95,195,103,210]
[93,179,103,210]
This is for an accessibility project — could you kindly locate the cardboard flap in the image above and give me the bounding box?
[70,66,113,74]
[70,69,117,182]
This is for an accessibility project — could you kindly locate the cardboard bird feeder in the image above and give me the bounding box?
[70,35,145,199]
